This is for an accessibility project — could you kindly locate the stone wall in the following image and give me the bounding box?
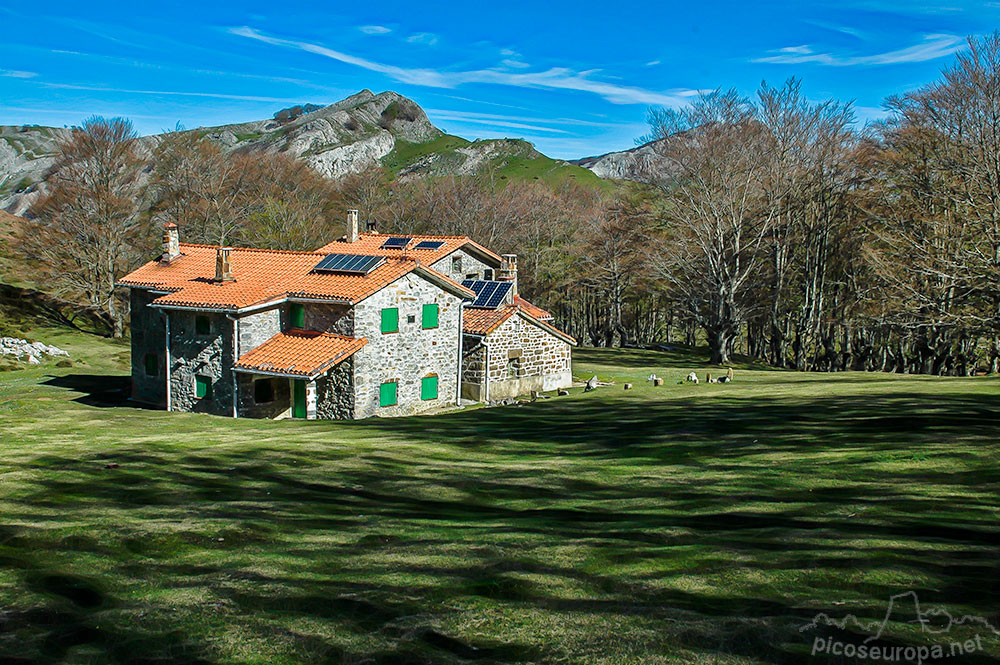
[167,310,235,416]
[302,302,353,335]
[473,312,572,401]
[352,273,462,418]
[236,373,291,419]
[129,289,167,407]
[316,357,355,419]
[238,306,281,356]
[431,249,496,283]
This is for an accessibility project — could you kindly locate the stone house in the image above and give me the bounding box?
[119,212,575,420]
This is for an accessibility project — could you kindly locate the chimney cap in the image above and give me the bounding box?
[163,222,178,229]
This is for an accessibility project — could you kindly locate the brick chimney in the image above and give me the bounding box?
[346,209,359,243]
[161,223,180,263]
[215,247,234,282]
[499,254,518,297]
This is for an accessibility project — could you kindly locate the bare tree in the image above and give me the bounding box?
[23,116,149,337]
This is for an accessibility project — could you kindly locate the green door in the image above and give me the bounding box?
[292,380,307,418]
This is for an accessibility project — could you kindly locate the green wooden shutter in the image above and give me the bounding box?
[290,303,305,329]
[422,303,439,329]
[420,375,438,400]
[379,381,397,407]
[292,380,307,418]
[381,308,398,334]
[195,375,212,400]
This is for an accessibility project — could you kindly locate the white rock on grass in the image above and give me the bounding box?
[0,337,69,362]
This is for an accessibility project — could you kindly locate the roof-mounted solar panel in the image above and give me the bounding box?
[380,236,412,249]
[461,279,512,309]
[313,253,385,275]
[413,240,445,250]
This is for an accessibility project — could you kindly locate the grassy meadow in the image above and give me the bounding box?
[1,326,999,664]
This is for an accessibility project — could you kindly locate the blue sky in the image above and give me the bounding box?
[1,1,997,159]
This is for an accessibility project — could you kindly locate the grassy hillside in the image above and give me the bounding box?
[1,330,999,663]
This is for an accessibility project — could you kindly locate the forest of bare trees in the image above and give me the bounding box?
[16,33,1000,374]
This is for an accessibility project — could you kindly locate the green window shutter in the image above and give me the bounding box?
[195,375,212,400]
[379,381,398,407]
[381,307,398,334]
[421,375,438,400]
[195,315,210,335]
[290,303,305,329]
[144,353,158,377]
[422,303,439,329]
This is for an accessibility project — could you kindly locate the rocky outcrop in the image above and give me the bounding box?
[571,138,673,184]
[0,125,69,215]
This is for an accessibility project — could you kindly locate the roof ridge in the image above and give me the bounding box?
[178,242,327,256]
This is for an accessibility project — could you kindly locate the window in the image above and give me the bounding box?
[379,380,398,407]
[422,303,439,329]
[195,315,211,335]
[254,378,275,404]
[381,307,398,334]
[144,353,158,377]
[421,375,438,400]
[507,356,521,378]
[195,375,213,400]
[484,268,494,280]
[289,303,305,329]
[465,272,479,280]
[451,256,462,273]
[407,314,416,324]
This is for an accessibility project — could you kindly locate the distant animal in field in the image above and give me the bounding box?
[685,372,699,384]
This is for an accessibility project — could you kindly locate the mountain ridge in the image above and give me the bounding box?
[0,90,610,216]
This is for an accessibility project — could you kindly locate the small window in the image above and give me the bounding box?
[195,315,211,335]
[379,380,398,407]
[508,356,521,378]
[421,375,438,401]
[195,375,213,400]
[451,256,462,273]
[289,303,305,329]
[422,303,439,329]
[254,378,274,404]
[465,272,479,280]
[381,307,398,334]
[407,314,416,324]
[484,268,494,280]
[144,353,158,377]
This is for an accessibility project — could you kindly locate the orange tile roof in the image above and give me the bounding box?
[463,305,518,336]
[317,233,502,266]
[513,296,553,320]
[118,243,472,310]
[234,329,367,377]
[463,302,576,345]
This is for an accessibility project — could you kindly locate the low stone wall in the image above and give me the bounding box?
[316,357,354,419]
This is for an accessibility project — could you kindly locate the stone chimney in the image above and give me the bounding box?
[346,209,359,243]
[161,223,180,263]
[499,254,518,296]
[366,217,378,233]
[215,247,234,282]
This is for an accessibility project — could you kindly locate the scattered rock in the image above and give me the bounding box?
[685,372,699,384]
[727,367,735,382]
[652,378,663,387]
[557,388,569,396]
[585,376,599,392]
[624,383,633,390]
[104,462,119,469]
[0,337,69,363]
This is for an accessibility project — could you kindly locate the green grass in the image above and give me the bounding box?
[381,134,472,174]
[1,330,999,664]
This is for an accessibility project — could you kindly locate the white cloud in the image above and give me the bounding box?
[752,34,965,66]
[646,60,661,67]
[501,59,531,69]
[406,32,439,46]
[43,83,303,103]
[230,26,699,106]
[359,25,391,35]
[1,70,38,78]
[426,108,625,129]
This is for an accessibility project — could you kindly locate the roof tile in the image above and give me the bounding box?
[234,329,367,377]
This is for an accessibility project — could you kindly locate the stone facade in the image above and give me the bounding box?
[462,312,572,401]
[316,357,355,419]
[431,249,496,283]
[129,289,167,407]
[236,373,291,419]
[352,273,463,418]
[167,309,236,416]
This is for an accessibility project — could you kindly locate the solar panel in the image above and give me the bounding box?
[380,236,412,249]
[413,240,445,250]
[313,253,385,275]
[461,279,513,309]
